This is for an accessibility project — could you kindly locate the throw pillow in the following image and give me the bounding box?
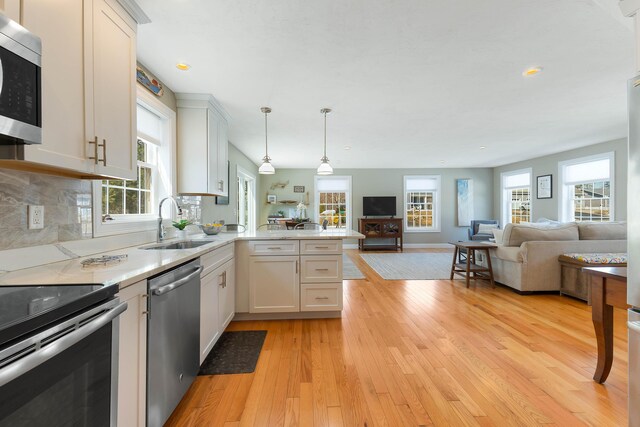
[477,223,498,234]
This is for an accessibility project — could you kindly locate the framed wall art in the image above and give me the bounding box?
[537,174,552,199]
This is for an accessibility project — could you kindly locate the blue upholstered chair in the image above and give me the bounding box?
[468,220,499,241]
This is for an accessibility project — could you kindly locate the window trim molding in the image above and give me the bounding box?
[558,151,615,222]
[403,175,441,233]
[313,175,352,230]
[92,87,177,237]
[500,167,532,226]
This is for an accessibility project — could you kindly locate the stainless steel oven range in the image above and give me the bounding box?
[0,283,126,426]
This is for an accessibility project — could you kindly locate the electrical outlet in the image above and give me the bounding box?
[28,205,44,230]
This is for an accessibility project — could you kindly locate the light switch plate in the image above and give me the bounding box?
[28,205,44,229]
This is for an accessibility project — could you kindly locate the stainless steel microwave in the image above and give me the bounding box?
[0,13,41,145]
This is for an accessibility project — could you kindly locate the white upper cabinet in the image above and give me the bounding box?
[88,0,137,180]
[8,0,137,180]
[20,0,94,174]
[176,94,229,196]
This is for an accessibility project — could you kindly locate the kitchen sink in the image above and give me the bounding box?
[141,240,211,250]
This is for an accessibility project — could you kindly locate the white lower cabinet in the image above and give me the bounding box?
[301,283,343,311]
[249,255,300,313]
[246,240,344,314]
[218,260,235,330]
[200,245,235,363]
[200,267,220,363]
[117,280,147,427]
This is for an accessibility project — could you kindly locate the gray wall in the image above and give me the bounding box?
[492,138,627,222]
[259,168,494,244]
[200,143,261,224]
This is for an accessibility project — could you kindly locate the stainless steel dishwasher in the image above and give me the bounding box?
[147,259,202,427]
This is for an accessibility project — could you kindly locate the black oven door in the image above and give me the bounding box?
[0,299,126,427]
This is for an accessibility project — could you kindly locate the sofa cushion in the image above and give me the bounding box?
[492,228,504,245]
[502,223,579,247]
[577,221,627,240]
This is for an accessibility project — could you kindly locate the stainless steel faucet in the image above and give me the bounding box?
[157,196,183,242]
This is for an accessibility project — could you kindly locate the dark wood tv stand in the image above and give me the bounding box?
[358,217,403,251]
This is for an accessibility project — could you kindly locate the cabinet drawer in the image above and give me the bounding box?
[300,255,342,283]
[201,243,234,277]
[301,283,343,311]
[300,239,342,255]
[248,240,299,256]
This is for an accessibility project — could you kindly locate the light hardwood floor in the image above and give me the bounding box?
[166,249,628,426]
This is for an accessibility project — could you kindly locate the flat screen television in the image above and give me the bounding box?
[363,196,396,217]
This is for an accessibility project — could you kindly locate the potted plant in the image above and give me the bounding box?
[172,219,191,239]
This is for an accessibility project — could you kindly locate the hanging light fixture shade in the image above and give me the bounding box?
[317,108,333,175]
[259,107,275,175]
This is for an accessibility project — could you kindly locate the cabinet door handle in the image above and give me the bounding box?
[88,136,99,164]
[314,296,329,300]
[314,246,329,249]
[101,139,107,166]
[314,268,329,271]
[267,247,282,250]
[296,260,298,274]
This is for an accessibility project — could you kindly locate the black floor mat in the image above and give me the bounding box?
[198,330,267,375]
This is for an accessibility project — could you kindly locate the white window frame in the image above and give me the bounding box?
[403,175,441,233]
[558,152,615,223]
[314,175,352,229]
[500,168,532,226]
[236,165,257,231]
[92,87,177,237]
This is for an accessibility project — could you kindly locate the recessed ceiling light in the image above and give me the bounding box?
[480,146,486,150]
[440,160,445,164]
[344,146,351,150]
[522,67,542,77]
[176,63,191,71]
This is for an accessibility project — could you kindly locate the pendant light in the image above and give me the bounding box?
[258,107,275,174]
[317,108,333,175]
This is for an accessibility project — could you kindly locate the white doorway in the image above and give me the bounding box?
[237,165,256,231]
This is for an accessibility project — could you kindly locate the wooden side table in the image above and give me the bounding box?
[585,266,628,384]
[449,242,497,288]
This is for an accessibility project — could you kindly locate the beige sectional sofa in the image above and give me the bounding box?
[488,221,627,293]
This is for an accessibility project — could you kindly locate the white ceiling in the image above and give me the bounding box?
[136,0,635,169]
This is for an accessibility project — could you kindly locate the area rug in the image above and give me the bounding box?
[199,330,267,375]
[359,252,455,280]
[343,254,365,279]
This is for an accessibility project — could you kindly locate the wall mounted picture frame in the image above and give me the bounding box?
[215,161,231,205]
[537,174,552,199]
[293,185,305,193]
[136,66,164,97]
[456,178,474,227]
[267,194,277,204]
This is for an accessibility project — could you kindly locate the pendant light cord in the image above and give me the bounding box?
[323,110,327,158]
[264,110,269,158]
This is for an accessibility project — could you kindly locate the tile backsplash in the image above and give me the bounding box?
[0,168,92,251]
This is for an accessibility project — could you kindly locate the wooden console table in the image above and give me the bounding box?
[358,218,403,251]
[585,266,628,384]
[449,241,497,288]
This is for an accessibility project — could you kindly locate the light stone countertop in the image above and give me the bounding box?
[0,229,364,288]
